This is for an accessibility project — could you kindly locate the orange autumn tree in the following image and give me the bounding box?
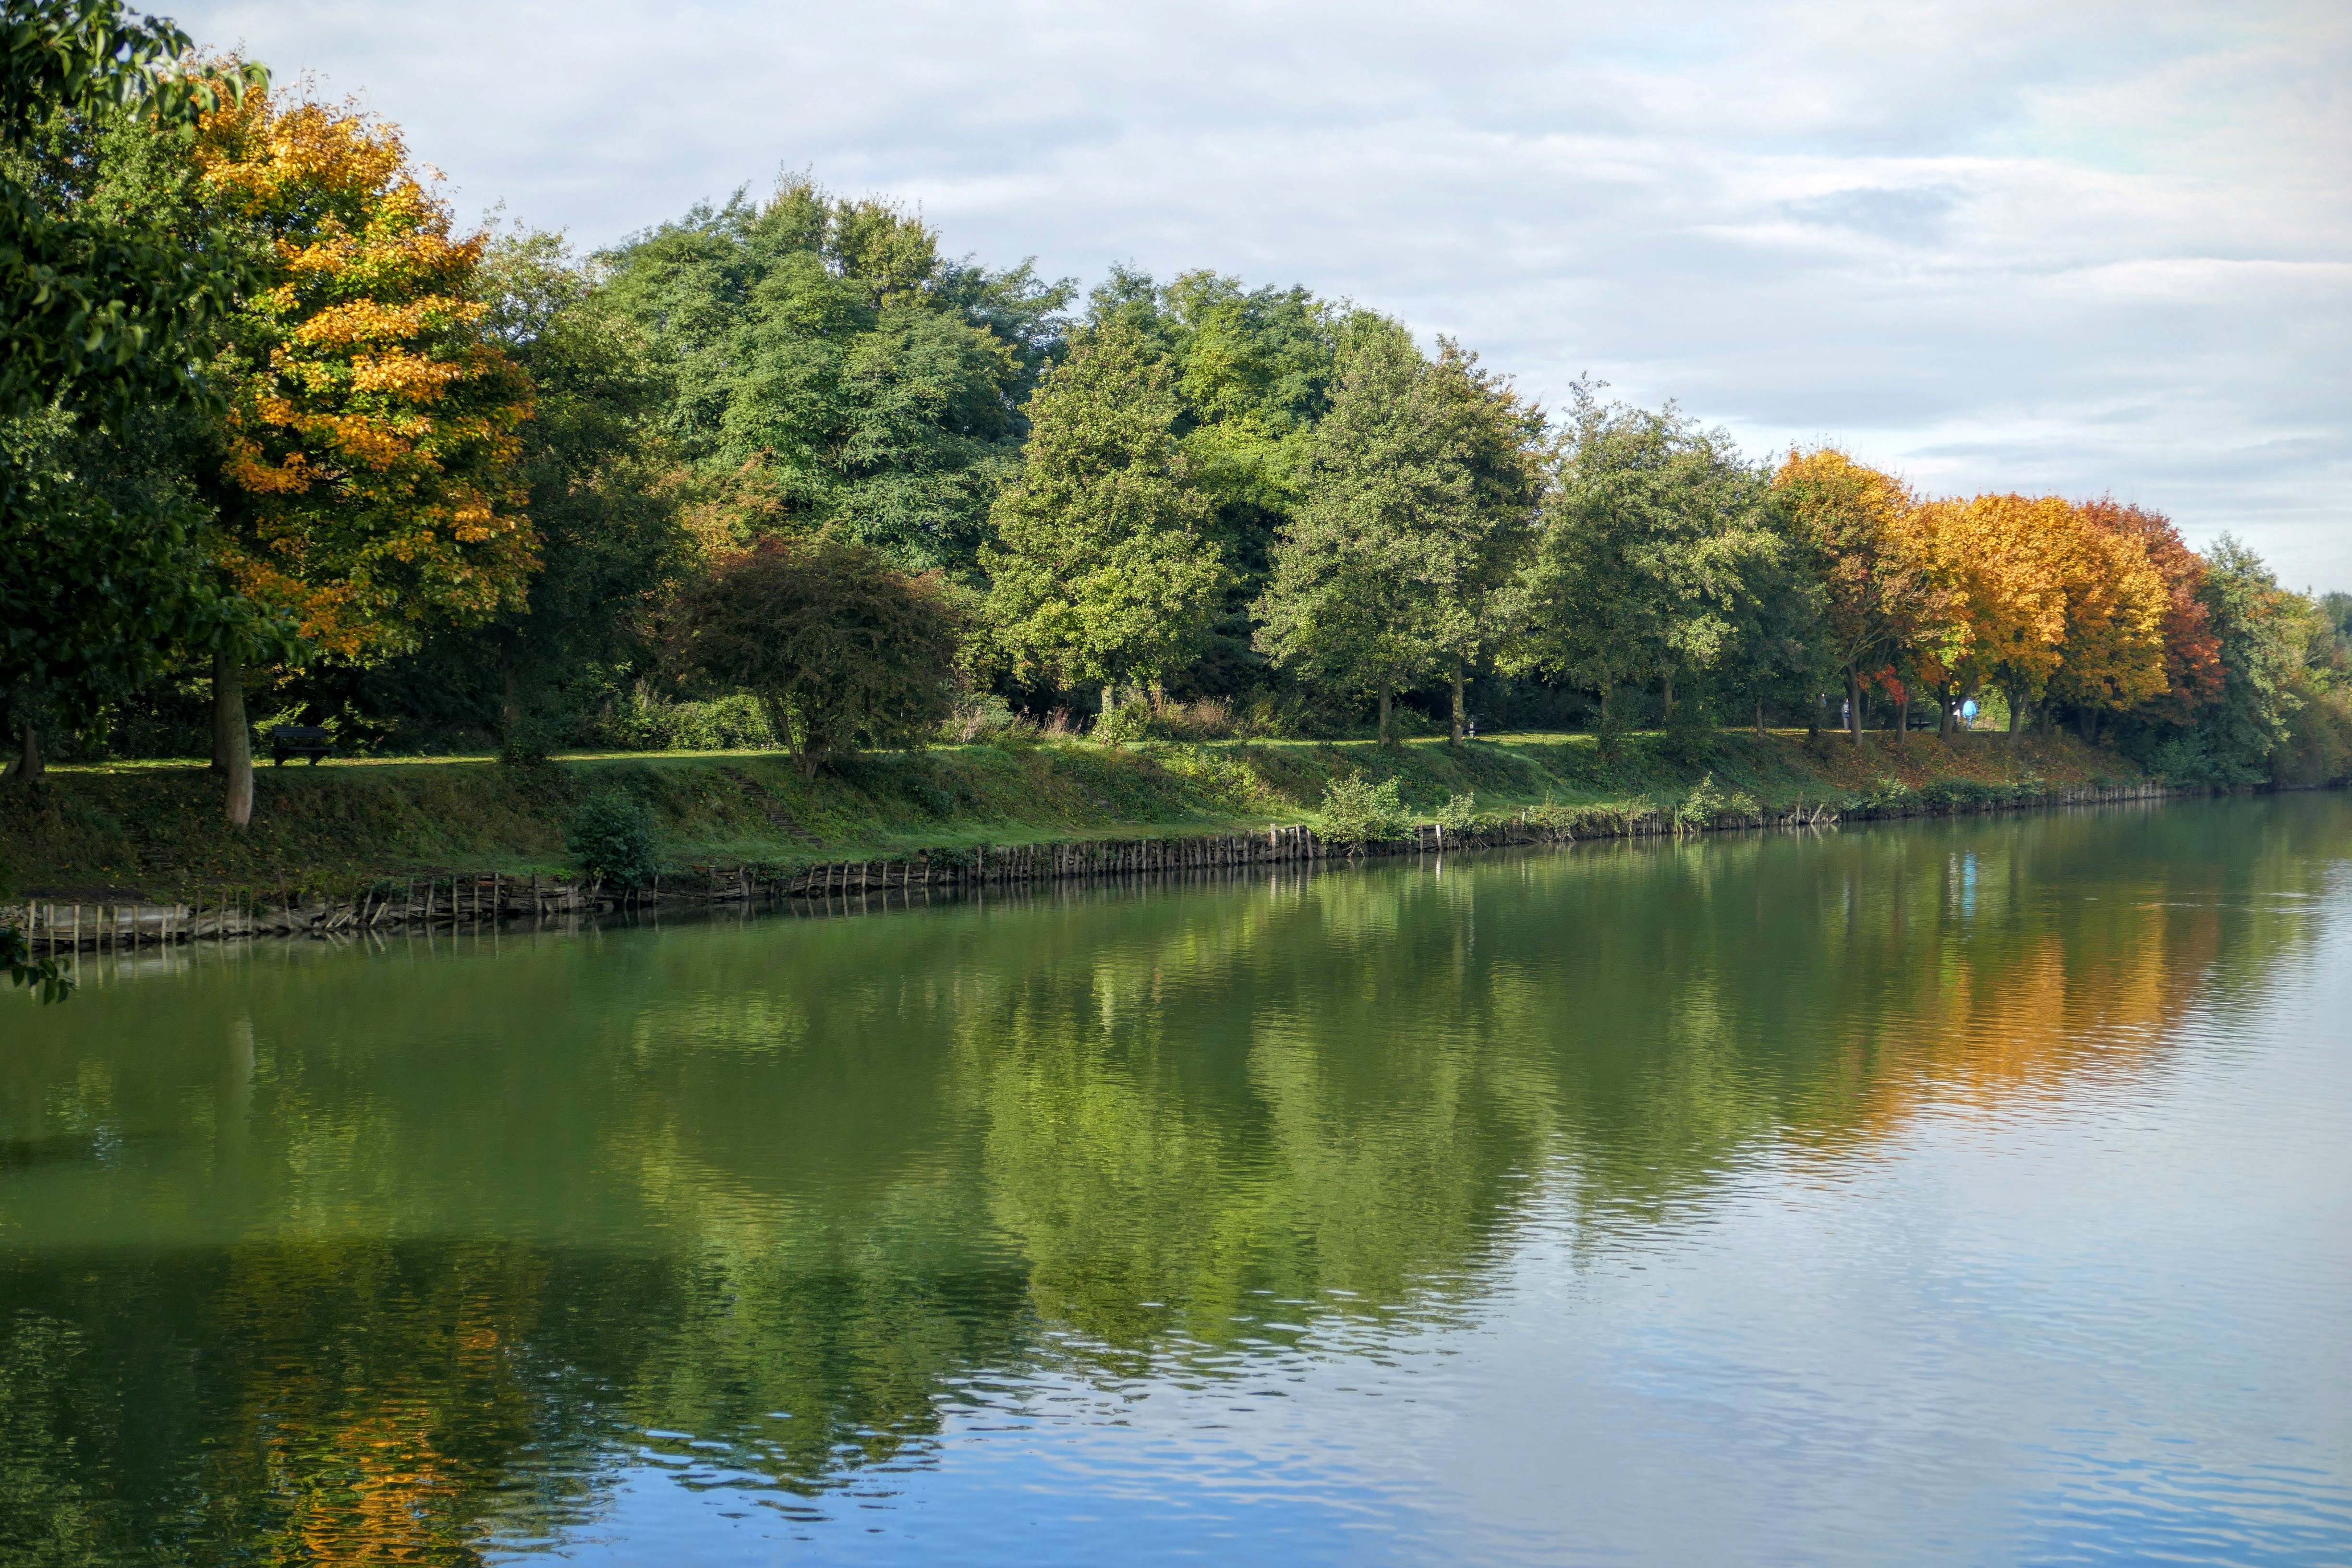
[193,85,534,823]
[2041,503,2169,740]
[1771,447,1939,743]
[2074,499,2221,727]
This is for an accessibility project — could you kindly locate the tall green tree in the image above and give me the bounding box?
[1256,322,1541,744]
[982,318,1225,717]
[602,178,1070,576]
[2192,535,2303,782]
[1086,267,1341,688]
[1511,384,1784,731]
[0,7,265,790]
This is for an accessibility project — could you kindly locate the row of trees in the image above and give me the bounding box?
[6,5,2350,825]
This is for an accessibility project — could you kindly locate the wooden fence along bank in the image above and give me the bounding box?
[8,779,2189,953]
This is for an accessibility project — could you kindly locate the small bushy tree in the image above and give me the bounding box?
[667,535,963,776]
[566,790,659,889]
[1316,773,1411,847]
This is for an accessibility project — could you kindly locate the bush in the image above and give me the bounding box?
[1158,744,1262,814]
[567,790,660,890]
[498,713,556,767]
[1317,774,1412,847]
[1592,705,1630,765]
[667,536,965,776]
[1660,712,1716,769]
[1235,693,1307,739]
[1093,696,1154,747]
[1432,792,1482,832]
[1860,776,1915,814]
[943,692,1017,744]
[604,691,779,752]
[1676,773,1757,828]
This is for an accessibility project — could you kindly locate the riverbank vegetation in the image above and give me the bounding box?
[7,728,2168,901]
[4,5,2349,916]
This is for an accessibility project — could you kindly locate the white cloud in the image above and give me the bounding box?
[175,0,2352,585]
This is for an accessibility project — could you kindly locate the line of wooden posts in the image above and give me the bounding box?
[8,779,2190,953]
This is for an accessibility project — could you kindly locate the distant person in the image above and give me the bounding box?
[1961,698,1978,729]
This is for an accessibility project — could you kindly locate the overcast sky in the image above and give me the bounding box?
[176,0,2351,589]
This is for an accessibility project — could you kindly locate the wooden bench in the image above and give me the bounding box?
[267,725,336,766]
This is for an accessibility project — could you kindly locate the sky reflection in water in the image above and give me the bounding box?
[3,795,2348,1565]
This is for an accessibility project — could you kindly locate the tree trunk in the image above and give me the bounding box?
[1378,677,1394,746]
[1845,670,1863,746]
[214,650,253,828]
[1661,672,1674,724]
[500,658,522,738]
[2006,686,2025,745]
[1450,659,1467,747]
[1754,698,1765,739]
[1896,691,1910,738]
[5,716,40,786]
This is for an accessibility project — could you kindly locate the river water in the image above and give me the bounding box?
[3,795,2348,1565]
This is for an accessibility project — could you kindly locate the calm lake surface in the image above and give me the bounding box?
[5,795,2349,1566]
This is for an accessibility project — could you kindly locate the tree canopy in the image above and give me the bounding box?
[982,317,1225,706]
[602,177,1071,576]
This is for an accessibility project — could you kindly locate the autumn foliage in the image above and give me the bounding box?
[1774,451,2211,739]
[195,85,535,659]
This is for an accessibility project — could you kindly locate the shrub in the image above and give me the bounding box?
[1677,773,1757,828]
[1317,774,1412,847]
[498,714,556,767]
[1522,801,1584,838]
[1660,712,1716,769]
[1159,745,1262,814]
[604,691,778,752]
[943,692,1018,744]
[1432,792,1482,832]
[567,790,660,890]
[1237,692,1315,740]
[1592,705,1630,765]
[667,536,965,776]
[1093,696,1155,747]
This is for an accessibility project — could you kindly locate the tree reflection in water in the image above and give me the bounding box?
[0,797,2332,1564]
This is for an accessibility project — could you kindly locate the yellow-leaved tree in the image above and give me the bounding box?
[193,85,534,822]
[2042,502,2170,740]
[1905,493,2165,743]
[1903,495,2065,739]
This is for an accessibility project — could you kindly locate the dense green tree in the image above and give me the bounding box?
[1709,531,1829,737]
[2190,535,2305,782]
[667,535,964,777]
[1085,267,1341,689]
[1511,384,1784,732]
[1255,323,1542,743]
[0,3,257,425]
[0,9,267,793]
[602,177,1071,576]
[982,318,1226,716]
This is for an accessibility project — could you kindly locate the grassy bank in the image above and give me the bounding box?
[2,729,2157,901]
